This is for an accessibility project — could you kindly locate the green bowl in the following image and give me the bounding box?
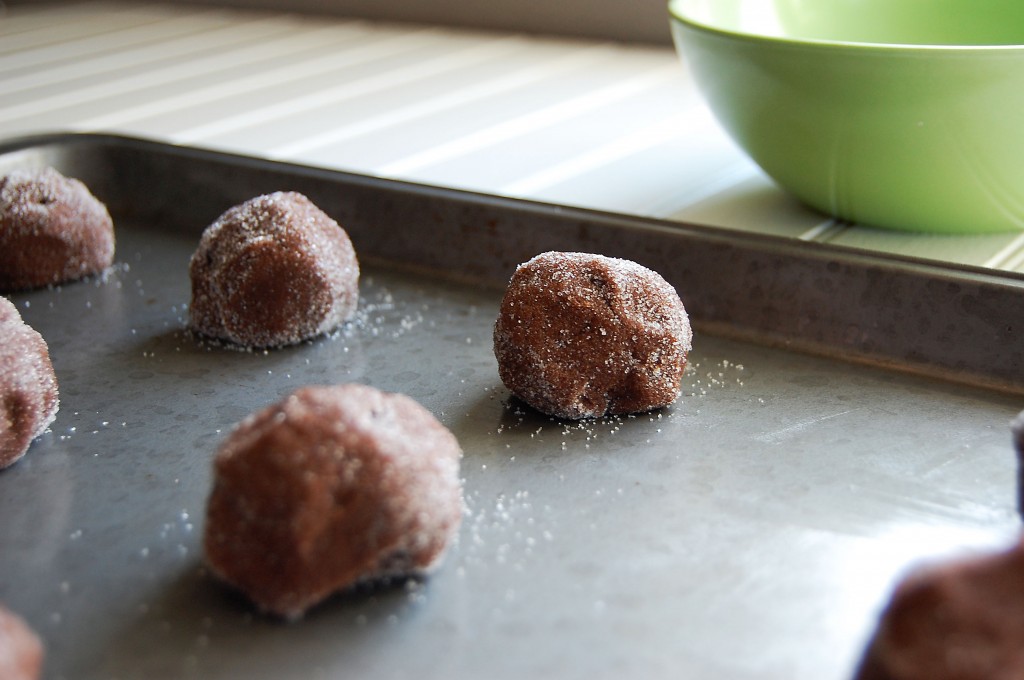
[668,0,1024,233]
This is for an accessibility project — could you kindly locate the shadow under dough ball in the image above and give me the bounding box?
[189,192,359,348]
[0,167,115,292]
[493,251,692,419]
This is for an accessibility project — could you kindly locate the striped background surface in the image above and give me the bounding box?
[4,0,1024,272]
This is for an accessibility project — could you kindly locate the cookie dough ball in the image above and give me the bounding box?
[1,297,59,469]
[204,384,463,619]
[854,539,1024,680]
[0,167,115,291]
[493,251,692,420]
[189,192,359,348]
[0,605,42,680]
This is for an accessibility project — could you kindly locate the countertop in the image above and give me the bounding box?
[4,0,1024,271]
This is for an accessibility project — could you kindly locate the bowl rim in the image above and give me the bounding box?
[667,0,1024,53]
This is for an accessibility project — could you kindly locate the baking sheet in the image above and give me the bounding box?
[0,134,1021,680]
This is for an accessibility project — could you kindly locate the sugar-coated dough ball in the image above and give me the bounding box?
[189,192,359,348]
[0,605,42,680]
[493,251,692,419]
[204,384,463,618]
[854,539,1024,680]
[0,297,58,469]
[0,167,115,291]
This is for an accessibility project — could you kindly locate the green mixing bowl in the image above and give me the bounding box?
[668,0,1024,233]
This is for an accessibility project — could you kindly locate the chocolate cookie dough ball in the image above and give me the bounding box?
[0,604,42,680]
[0,167,115,291]
[204,384,463,619]
[1,297,58,469]
[854,539,1024,680]
[493,251,692,420]
[189,192,359,348]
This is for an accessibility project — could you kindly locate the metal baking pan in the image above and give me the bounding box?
[0,133,1020,680]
